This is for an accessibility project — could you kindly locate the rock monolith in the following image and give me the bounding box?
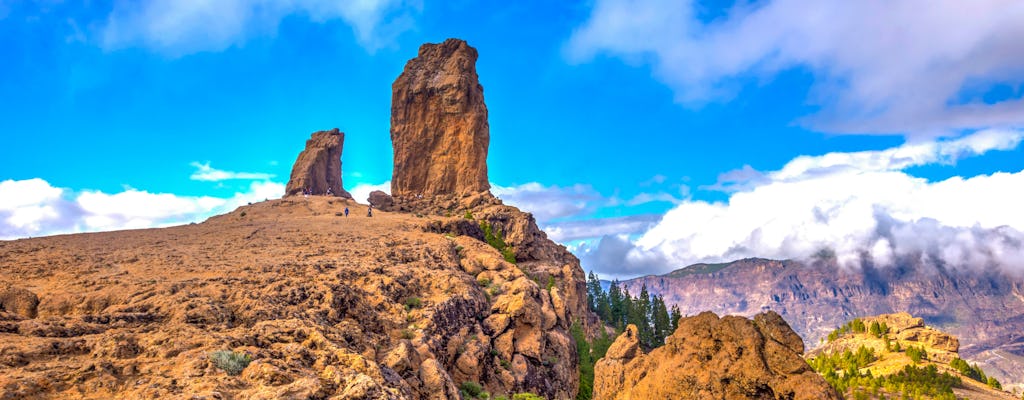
[390,38,490,198]
[285,128,351,198]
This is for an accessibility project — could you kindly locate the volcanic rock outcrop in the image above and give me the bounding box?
[390,38,490,198]
[619,257,1024,390]
[284,128,351,198]
[0,39,594,400]
[367,190,394,210]
[593,311,840,400]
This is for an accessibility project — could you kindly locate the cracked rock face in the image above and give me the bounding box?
[285,128,351,198]
[390,38,490,198]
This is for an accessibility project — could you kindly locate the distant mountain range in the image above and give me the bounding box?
[614,258,1024,392]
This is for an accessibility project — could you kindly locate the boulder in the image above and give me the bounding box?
[284,128,351,198]
[594,312,840,400]
[390,39,490,197]
[367,190,394,210]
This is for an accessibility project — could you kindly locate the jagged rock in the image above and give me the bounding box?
[0,285,39,319]
[284,128,351,198]
[594,312,840,400]
[368,190,394,210]
[391,39,489,197]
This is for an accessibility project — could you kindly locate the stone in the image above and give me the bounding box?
[390,39,489,197]
[367,190,394,209]
[0,285,39,319]
[284,128,351,198]
[593,312,840,400]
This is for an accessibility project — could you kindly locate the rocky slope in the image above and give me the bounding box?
[620,257,1024,392]
[0,196,590,399]
[593,311,839,400]
[809,313,1016,399]
[0,38,595,400]
[390,38,490,198]
[285,128,351,198]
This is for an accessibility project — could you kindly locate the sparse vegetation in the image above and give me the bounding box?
[464,210,474,220]
[511,394,545,400]
[404,297,423,310]
[480,221,516,264]
[459,381,488,399]
[571,320,613,400]
[478,277,492,287]
[209,350,252,376]
[401,329,415,339]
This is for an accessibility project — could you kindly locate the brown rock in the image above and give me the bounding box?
[0,285,39,319]
[594,312,840,400]
[390,38,489,197]
[368,190,394,209]
[284,128,351,198]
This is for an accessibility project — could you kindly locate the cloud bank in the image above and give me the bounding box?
[100,0,419,56]
[568,0,1024,136]
[0,178,283,240]
[582,129,1024,277]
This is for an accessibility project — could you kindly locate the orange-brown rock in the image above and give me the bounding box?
[368,190,394,210]
[284,128,351,198]
[0,195,591,399]
[390,38,489,198]
[594,312,840,400]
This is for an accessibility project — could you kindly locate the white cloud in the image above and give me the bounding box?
[189,162,274,181]
[0,178,284,240]
[349,180,390,204]
[583,129,1024,276]
[493,183,605,223]
[100,0,419,56]
[568,0,1024,137]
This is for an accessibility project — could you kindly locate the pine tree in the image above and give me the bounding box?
[608,280,625,329]
[670,305,682,331]
[637,284,654,348]
[651,294,671,345]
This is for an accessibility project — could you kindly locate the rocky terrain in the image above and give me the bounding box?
[0,38,592,399]
[593,311,839,400]
[390,38,490,198]
[620,257,1024,392]
[285,128,351,198]
[809,313,1016,399]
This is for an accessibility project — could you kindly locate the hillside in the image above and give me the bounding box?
[0,194,593,399]
[619,258,1024,392]
[0,38,595,400]
[808,313,1016,400]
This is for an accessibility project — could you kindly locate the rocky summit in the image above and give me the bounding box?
[390,38,490,198]
[593,311,840,400]
[285,128,351,198]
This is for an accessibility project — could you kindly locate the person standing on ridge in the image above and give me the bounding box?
[367,205,373,217]
[344,207,349,217]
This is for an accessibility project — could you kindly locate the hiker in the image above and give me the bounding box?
[303,187,309,198]
[326,187,333,196]
[367,205,373,217]
[344,207,349,217]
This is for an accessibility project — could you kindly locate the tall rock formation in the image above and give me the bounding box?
[390,38,490,198]
[284,128,351,198]
[593,311,840,400]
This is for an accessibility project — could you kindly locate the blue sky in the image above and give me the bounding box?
[2,1,1023,279]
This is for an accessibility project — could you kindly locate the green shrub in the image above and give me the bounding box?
[480,221,516,264]
[464,210,474,220]
[209,350,252,376]
[500,359,511,370]
[405,297,423,309]
[512,394,545,400]
[460,381,484,398]
[401,329,415,339]
[478,277,492,287]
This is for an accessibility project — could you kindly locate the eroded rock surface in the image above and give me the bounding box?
[594,312,840,400]
[285,128,351,198]
[390,39,490,197]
